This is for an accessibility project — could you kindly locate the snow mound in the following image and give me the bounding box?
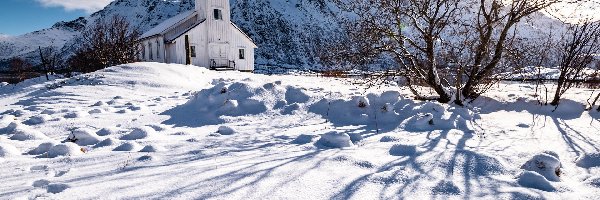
[128,105,145,111]
[402,103,476,131]
[315,131,353,148]
[94,138,117,148]
[139,144,165,152]
[0,143,20,157]
[28,142,56,155]
[88,109,104,114]
[380,136,401,142]
[2,109,25,117]
[163,81,309,126]
[92,101,107,106]
[24,115,52,125]
[0,82,8,87]
[40,109,57,115]
[520,152,562,182]
[217,126,236,135]
[309,96,373,125]
[309,92,478,132]
[64,111,88,118]
[113,142,141,151]
[389,144,417,156]
[575,153,600,168]
[0,122,19,135]
[291,134,319,144]
[120,127,156,140]
[517,171,556,192]
[285,87,310,104]
[67,128,101,145]
[96,127,119,136]
[47,143,83,158]
[9,129,49,141]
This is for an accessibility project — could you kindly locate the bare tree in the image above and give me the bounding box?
[38,46,64,80]
[457,0,561,101]
[69,15,140,73]
[8,57,32,82]
[334,0,562,104]
[549,20,600,106]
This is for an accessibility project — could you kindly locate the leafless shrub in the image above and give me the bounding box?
[332,0,564,104]
[549,19,600,106]
[68,15,140,73]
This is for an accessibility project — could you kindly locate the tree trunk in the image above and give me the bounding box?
[551,73,566,106]
[454,65,464,106]
[461,79,475,100]
[592,92,600,111]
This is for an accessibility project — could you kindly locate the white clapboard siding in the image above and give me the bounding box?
[140,0,256,71]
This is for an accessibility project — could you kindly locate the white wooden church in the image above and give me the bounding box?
[139,0,257,71]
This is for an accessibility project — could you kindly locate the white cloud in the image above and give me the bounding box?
[36,0,114,13]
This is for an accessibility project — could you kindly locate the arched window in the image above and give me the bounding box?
[156,40,160,59]
[149,42,153,60]
[141,45,145,60]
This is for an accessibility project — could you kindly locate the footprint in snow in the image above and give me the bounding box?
[54,169,70,177]
[32,179,51,188]
[32,179,71,194]
[46,183,70,194]
[30,165,49,173]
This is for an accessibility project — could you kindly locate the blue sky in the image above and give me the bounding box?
[0,0,597,36]
[0,0,113,36]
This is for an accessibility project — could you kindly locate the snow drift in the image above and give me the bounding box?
[0,143,20,158]
[309,92,479,132]
[521,152,562,182]
[165,81,478,133]
[576,153,600,168]
[315,131,353,148]
[47,143,83,158]
[163,81,310,126]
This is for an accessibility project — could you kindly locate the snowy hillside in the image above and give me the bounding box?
[0,26,80,61]
[0,0,344,69]
[1,62,600,199]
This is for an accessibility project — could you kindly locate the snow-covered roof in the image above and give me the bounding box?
[140,10,196,39]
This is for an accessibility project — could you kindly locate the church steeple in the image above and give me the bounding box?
[195,0,230,22]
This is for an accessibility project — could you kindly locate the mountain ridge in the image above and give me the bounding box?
[0,0,345,70]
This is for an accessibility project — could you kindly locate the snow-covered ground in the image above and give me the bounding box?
[0,63,599,199]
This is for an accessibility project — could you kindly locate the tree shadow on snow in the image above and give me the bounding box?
[332,130,544,199]
[473,96,585,120]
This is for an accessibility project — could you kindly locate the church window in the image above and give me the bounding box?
[214,9,223,20]
[239,49,245,59]
[156,41,160,59]
[191,46,197,57]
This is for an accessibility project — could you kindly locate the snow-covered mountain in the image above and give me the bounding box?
[0,0,345,70]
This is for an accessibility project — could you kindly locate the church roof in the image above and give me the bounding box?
[140,10,256,47]
[140,10,197,39]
